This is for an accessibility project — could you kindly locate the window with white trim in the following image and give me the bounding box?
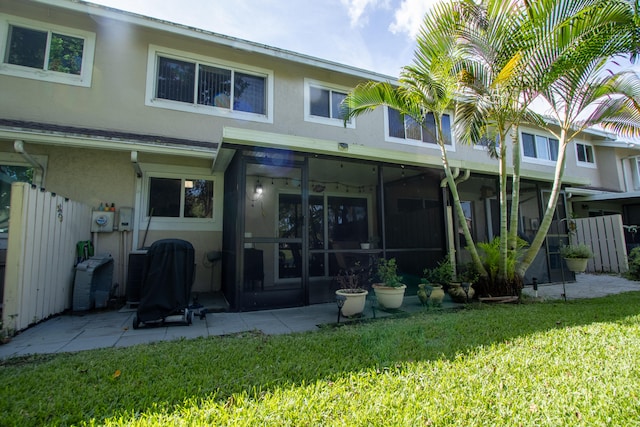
[146,46,273,122]
[387,108,452,146]
[0,14,95,86]
[304,79,353,127]
[576,142,595,165]
[522,132,558,161]
[147,177,213,219]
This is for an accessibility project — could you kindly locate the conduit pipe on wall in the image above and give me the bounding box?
[14,140,45,185]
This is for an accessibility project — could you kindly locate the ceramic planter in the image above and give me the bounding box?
[429,284,445,306]
[372,283,406,309]
[335,289,368,317]
[448,282,475,303]
[565,257,589,273]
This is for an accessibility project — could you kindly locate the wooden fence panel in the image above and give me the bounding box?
[2,183,91,334]
[572,214,628,273]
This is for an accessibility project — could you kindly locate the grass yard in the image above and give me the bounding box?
[2,293,640,426]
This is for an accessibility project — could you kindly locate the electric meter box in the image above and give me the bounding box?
[91,211,115,232]
[119,207,133,231]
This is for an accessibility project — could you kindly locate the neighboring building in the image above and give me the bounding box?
[0,0,636,313]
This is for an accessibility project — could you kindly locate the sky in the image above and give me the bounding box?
[87,0,439,78]
[87,0,639,76]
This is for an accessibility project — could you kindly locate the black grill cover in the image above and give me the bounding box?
[137,239,195,322]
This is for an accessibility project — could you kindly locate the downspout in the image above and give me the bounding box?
[14,140,45,186]
[441,168,460,274]
[440,167,460,188]
[455,168,471,186]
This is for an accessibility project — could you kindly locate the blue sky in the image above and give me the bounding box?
[88,0,439,77]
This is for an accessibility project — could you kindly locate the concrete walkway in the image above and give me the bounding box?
[2,273,639,359]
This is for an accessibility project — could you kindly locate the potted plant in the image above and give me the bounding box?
[417,279,445,307]
[423,256,453,287]
[371,258,406,309]
[422,257,453,305]
[560,243,594,272]
[335,263,369,317]
[360,236,379,250]
[448,264,478,303]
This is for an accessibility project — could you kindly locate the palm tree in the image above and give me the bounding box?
[453,0,541,293]
[455,0,639,290]
[514,0,640,275]
[343,0,488,277]
[345,0,639,295]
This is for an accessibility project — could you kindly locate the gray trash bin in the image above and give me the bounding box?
[73,254,114,311]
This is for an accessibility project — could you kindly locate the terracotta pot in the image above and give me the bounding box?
[336,289,368,317]
[372,283,406,309]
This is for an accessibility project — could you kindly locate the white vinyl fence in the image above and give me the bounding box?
[2,183,91,334]
[571,214,628,274]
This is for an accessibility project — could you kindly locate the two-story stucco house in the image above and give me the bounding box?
[0,0,637,316]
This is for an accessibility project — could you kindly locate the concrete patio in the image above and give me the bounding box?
[1,273,639,360]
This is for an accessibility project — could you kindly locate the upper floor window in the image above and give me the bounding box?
[0,14,95,87]
[522,132,558,162]
[304,79,353,128]
[146,45,273,123]
[387,108,452,147]
[576,142,595,165]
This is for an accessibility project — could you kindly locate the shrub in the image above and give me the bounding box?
[625,246,640,281]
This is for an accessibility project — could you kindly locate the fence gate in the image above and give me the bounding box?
[2,183,91,334]
[571,214,628,273]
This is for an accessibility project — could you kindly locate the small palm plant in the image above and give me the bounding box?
[375,258,403,288]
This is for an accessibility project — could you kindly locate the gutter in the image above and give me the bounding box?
[14,140,45,185]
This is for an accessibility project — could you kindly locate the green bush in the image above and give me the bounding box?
[625,246,640,281]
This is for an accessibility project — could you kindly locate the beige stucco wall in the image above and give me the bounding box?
[2,0,634,297]
[0,137,222,293]
[2,0,612,189]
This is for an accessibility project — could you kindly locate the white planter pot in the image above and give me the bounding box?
[336,289,368,317]
[565,257,589,273]
[372,283,406,309]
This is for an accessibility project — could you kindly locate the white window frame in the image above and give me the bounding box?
[384,107,455,151]
[633,157,640,191]
[303,78,355,128]
[575,142,596,168]
[136,163,223,232]
[0,14,95,87]
[520,129,559,165]
[145,45,274,123]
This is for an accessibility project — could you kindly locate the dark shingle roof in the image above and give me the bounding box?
[0,119,218,151]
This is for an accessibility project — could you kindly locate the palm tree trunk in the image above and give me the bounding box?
[436,114,488,278]
[498,131,509,280]
[517,129,568,276]
[508,126,522,252]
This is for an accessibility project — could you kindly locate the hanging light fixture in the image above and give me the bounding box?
[255,180,263,196]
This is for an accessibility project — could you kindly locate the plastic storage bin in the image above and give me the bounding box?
[72,254,114,311]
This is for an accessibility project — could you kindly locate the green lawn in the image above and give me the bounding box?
[2,293,640,426]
